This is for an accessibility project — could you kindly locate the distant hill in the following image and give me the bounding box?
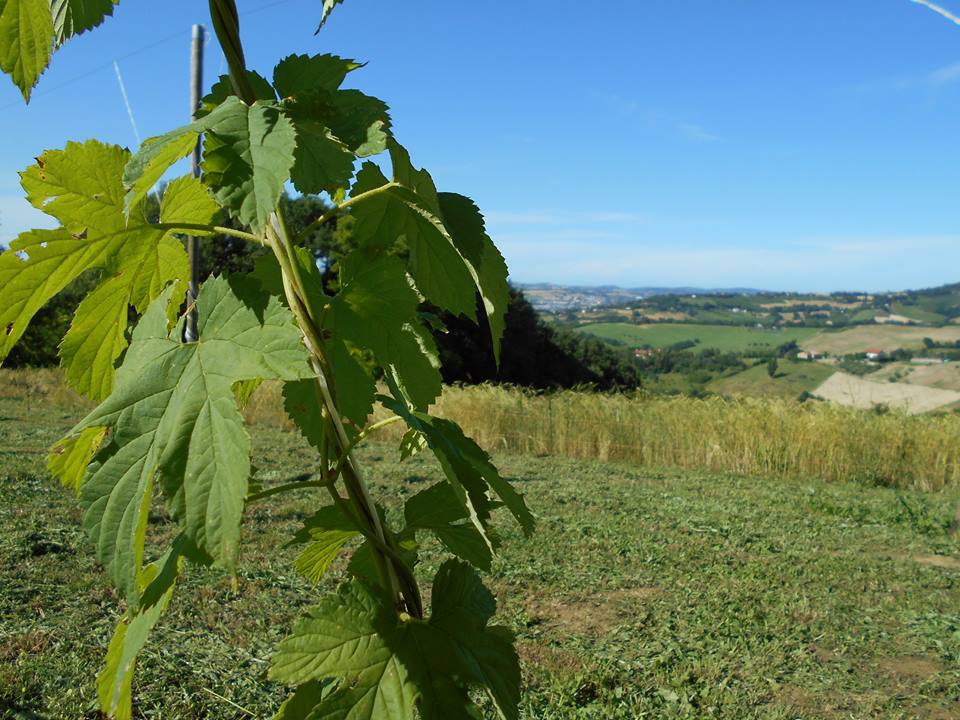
[518,283,768,311]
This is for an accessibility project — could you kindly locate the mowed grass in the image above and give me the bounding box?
[574,322,819,353]
[2,378,960,718]
[708,359,835,400]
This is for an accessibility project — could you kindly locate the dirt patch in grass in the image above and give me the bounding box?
[517,640,585,676]
[909,553,960,570]
[524,587,657,636]
[875,655,940,682]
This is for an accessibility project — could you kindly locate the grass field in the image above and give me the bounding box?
[891,304,945,325]
[708,360,836,400]
[574,323,819,353]
[3,381,960,718]
[873,362,960,392]
[813,372,960,415]
[803,326,960,355]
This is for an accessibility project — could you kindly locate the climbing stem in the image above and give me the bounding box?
[208,0,423,620]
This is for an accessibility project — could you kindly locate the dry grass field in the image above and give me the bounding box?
[813,372,960,414]
[873,362,960,391]
[803,326,960,354]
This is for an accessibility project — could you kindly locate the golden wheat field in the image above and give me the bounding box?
[242,379,960,492]
[6,369,960,492]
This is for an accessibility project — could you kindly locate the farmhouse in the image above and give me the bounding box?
[864,348,883,360]
[796,350,824,360]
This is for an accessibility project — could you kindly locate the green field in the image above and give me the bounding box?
[3,382,960,718]
[708,359,836,399]
[891,303,947,324]
[575,322,819,353]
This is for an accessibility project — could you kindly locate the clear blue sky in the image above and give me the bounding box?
[2,0,960,292]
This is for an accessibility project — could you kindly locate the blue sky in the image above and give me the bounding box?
[3,0,960,292]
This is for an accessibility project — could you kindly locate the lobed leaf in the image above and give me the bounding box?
[271,562,520,719]
[382,385,535,543]
[289,504,361,584]
[47,425,107,493]
[1,142,204,400]
[404,482,495,571]
[58,276,313,601]
[97,534,198,720]
[201,99,297,233]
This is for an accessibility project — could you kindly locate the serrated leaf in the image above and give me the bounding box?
[289,504,360,584]
[123,97,245,213]
[427,561,520,720]
[51,0,116,43]
[317,0,346,30]
[273,53,360,96]
[291,121,356,196]
[0,0,53,101]
[58,176,215,400]
[97,576,173,720]
[160,174,221,233]
[324,250,440,409]
[47,425,107,493]
[437,192,510,364]
[272,564,519,720]
[381,387,534,543]
[274,680,333,720]
[21,138,128,232]
[326,252,419,357]
[385,321,441,411]
[404,482,494,571]
[97,536,193,720]
[199,71,277,117]
[327,90,390,157]
[1,142,196,398]
[61,276,312,599]
[349,162,477,320]
[269,580,415,688]
[201,99,297,233]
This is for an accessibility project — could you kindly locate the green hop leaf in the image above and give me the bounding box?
[405,482,496,571]
[51,0,116,43]
[271,562,520,720]
[289,504,361,584]
[325,250,441,410]
[201,99,298,233]
[97,534,202,720]
[0,0,53,101]
[317,0,346,30]
[60,174,217,400]
[437,192,510,365]
[349,161,478,321]
[1,142,205,400]
[58,276,313,602]
[273,53,361,96]
[47,425,107,493]
[382,385,535,547]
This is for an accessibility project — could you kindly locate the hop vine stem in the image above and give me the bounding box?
[207,0,423,618]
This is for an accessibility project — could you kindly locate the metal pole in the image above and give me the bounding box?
[185,24,204,342]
